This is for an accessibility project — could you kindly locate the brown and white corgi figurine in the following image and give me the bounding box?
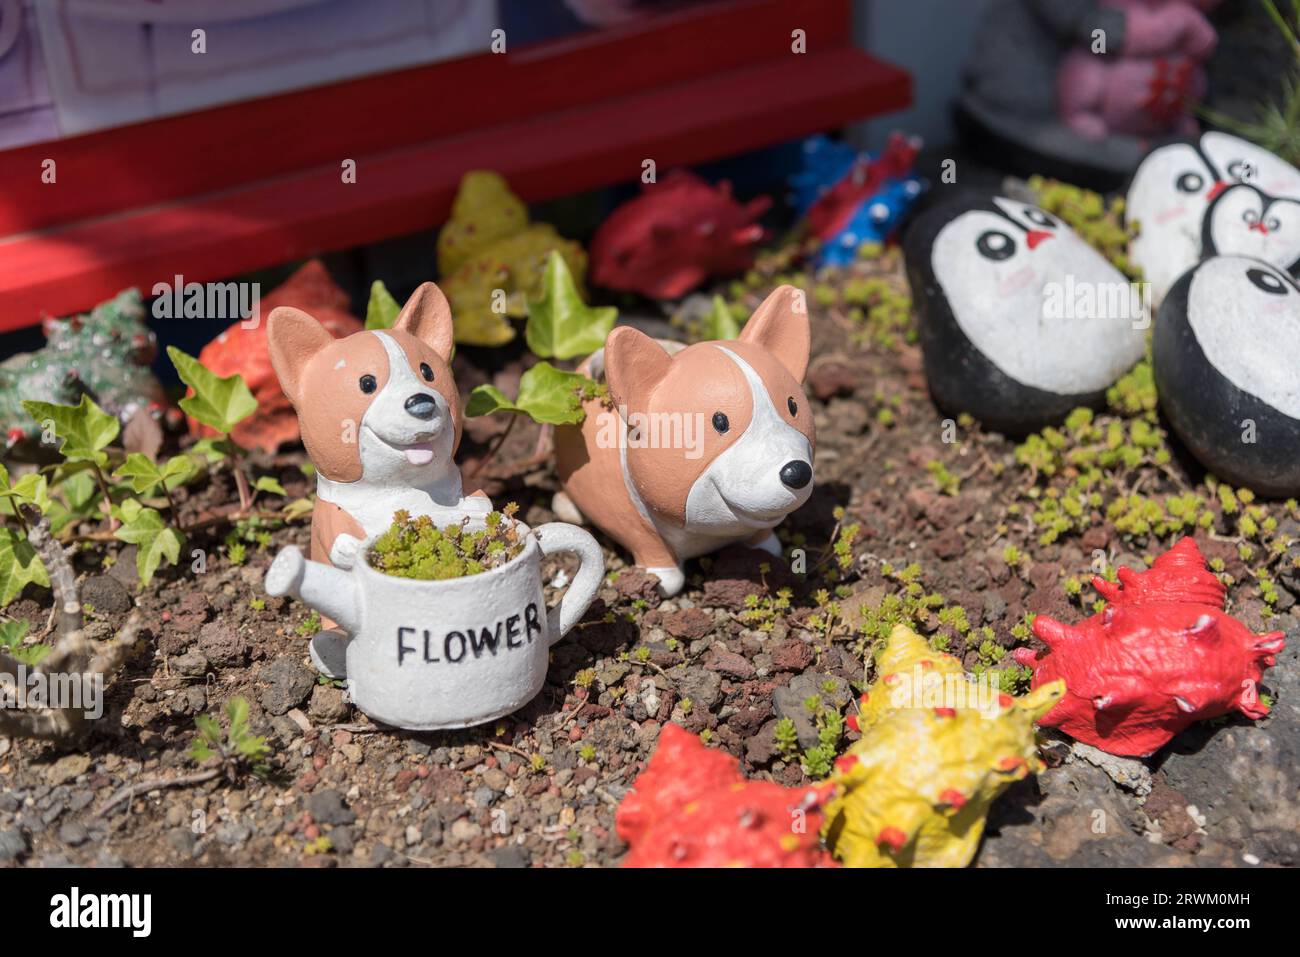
[267,282,490,671]
[554,285,814,596]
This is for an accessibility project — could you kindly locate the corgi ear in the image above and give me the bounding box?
[393,282,454,359]
[267,306,335,403]
[604,326,672,410]
[739,284,810,382]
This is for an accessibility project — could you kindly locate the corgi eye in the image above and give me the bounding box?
[712,412,730,434]
[787,397,798,416]
[359,374,377,394]
[419,362,434,382]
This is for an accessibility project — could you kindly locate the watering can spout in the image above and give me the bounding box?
[264,546,361,634]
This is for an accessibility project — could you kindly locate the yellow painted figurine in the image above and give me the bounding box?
[824,624,1065,867]
[436,171,587,346]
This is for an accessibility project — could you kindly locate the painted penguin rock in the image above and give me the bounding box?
[1154,255,1300,496]
[1126,131,1300,306]
[903,194,1146,435]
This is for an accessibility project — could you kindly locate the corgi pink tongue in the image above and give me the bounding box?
[404,443,435,465]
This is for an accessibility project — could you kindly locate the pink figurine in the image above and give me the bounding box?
[1056,0,1221,140]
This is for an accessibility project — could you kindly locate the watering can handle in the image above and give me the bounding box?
[535,523,605,645]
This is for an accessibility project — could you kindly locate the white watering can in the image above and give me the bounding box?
[264,521,604,730]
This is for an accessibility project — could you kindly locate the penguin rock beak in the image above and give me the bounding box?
[1026,230,1053,250]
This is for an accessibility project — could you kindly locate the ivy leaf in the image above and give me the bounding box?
[114,453,194,495]
[168,346,257,436]
[41,470,99,534]
[0,619,27,649]
[702,295,741,341]
[113,453,164,494]
[21,396,119,468]
[0,527,48,606]
[255,476,287,497]
[112,500,183,586]
[524,252,617,360]
[282,497,315,521]
[60,470,100,513]
[365,280,402,330]
[0,467,51,514]
[161,454,200,489]
[0,618,49,666]
[465,362,596,426]
[188,437,232,465]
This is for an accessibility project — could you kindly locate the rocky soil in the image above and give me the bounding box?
[0,247,1294,869]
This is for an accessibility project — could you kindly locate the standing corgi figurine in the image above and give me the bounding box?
[555,286,814,596]
[267,282,490,673]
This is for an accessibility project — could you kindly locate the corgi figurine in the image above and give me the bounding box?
[267,283,490,673]
[554,285,814,596]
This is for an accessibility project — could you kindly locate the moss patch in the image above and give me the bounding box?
[368,504,525,580]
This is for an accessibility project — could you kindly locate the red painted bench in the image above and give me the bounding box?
[0,0,910,333]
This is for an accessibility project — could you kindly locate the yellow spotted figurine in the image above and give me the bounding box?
[824,624,1064,867]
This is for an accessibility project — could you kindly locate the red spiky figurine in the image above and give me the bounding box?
[1014,537,1285,757]
[616,724,837,867]
[589,170,770,300]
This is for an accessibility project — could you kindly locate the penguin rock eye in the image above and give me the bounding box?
[1247,267,1288,295]
[419,362,434,382]
[787,397,798,416]
[1228,160,1256,183]
[975,230,1016,261]
[1176,171,1204,193]
[1022,207,1055,228]
[359,374,377,394]
[1267,216,1282,232]
[1243,208,1260,225]
[712,411,730,434]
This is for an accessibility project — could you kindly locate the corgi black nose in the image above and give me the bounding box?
[779,460,812,489]
[405,394,438,420]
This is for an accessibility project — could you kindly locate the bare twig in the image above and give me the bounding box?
[93,767,221,818]
[0,506,142,744]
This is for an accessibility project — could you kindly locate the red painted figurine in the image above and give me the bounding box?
[1015,537,1285,757]
[616,724,836,867]
[191,261,363,452]
[589,170,770,300]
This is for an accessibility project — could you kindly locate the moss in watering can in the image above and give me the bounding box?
[368,504,525,580]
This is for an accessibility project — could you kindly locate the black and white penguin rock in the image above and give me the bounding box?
[904,195,1146,435]
[1154,255,1300,497]
[1126,131,1300,307]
